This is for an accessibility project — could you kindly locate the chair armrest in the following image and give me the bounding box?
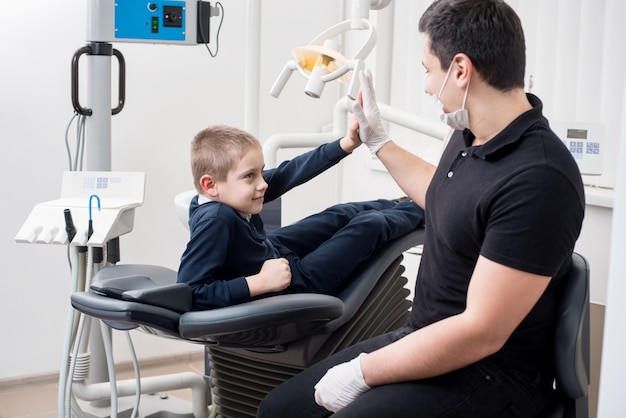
[71,291,183,337]
[179,293,344,346]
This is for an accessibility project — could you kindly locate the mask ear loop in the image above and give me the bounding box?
[460,76,470,110]
[438,60,471,108]
[437,63,455,99]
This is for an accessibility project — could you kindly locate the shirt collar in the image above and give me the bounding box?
[198,194,212,205]
[462,93,545,160]
[197,194,252,222]
[238,212,252,222]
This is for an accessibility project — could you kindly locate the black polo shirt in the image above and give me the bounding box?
[409,94,585,372]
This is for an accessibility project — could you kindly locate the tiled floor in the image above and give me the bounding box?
[0,354,205,418]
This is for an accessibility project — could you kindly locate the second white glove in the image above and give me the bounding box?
[352,69,391,154]
[314,353,371,412]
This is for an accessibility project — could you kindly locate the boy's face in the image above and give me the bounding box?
[213,145,268,215]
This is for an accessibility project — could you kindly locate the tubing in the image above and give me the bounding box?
[58,245,82,417]
[72,372,209,418]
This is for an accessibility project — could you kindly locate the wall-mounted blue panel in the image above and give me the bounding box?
[115,0,186,42]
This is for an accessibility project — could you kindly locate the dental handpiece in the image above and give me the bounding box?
[64,208,77,242]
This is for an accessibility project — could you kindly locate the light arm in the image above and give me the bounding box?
[271,10,377,99]
[269,60,298,98]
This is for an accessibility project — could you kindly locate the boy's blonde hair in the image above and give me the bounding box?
[191,125,261,194]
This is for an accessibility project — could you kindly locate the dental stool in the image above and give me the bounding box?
[537,252,590,418]
[71,227,425,418]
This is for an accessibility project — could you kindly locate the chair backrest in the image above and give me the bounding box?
[541,252,590,418]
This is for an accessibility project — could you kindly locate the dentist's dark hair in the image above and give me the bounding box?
[419,0,526,91]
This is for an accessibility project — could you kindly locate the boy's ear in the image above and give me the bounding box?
[199,174,219,198]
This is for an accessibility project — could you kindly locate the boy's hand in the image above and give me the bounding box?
[340,117,363,153]
[246,258,292,296]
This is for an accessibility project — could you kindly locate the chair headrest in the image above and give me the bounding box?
[90,265,192,313]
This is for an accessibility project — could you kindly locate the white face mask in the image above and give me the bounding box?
[432,62,471,130]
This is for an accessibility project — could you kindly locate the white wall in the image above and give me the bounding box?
[597,84,626,418]
[1,0,623,386]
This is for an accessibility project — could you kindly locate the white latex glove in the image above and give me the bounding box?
[352,69,391,154]
[314,353,371,412]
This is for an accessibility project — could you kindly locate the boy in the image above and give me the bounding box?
[177,124,424,310]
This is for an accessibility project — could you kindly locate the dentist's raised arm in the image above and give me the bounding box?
[352,70,437,209]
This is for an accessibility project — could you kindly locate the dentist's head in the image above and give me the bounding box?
[419,0,526,93]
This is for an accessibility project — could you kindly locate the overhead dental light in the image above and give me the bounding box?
[292,39,347,99]
[270,0,391,100]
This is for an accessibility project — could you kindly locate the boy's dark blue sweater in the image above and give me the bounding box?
[177,139,348,310]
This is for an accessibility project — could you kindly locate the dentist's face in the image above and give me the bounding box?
[422,36,446,98]
[422,35,462,114]
[214,145,268,215]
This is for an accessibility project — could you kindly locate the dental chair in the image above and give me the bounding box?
[537,252,590,418]
[71,227,425,418]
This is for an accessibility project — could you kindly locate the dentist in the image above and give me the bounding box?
[258,0,585,416]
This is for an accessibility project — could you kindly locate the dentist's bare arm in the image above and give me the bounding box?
[359,255,551,385]
[374,141,436,209]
